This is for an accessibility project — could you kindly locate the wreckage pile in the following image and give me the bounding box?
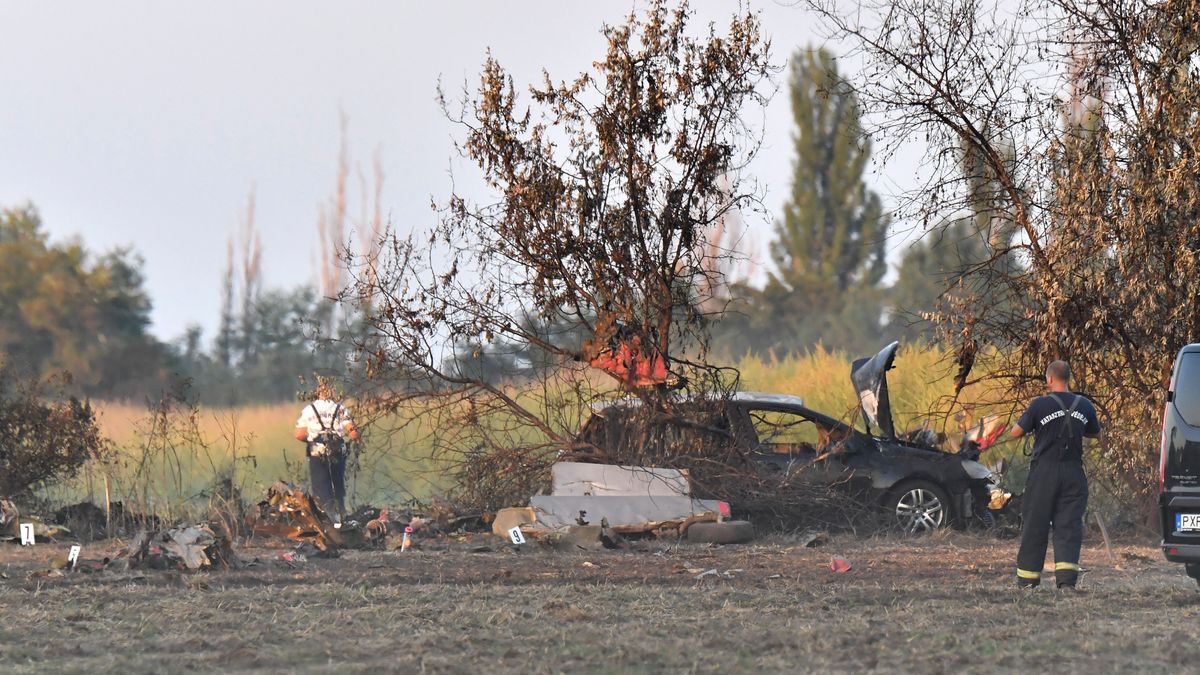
[251,481,347,552]
[249,481,433,555]
[4,464,760,580]
[20,522,244,578]
[0,498,69,543]
[4,497,241,573]
[4,480,488,574]
[108,523,241,571]
[493,462,755,545]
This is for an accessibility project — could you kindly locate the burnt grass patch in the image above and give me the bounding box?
[0,532,1196,673]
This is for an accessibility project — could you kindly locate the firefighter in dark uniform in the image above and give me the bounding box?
[1009,360,1102,589]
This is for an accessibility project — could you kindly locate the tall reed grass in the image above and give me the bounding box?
[735,343,1017,436]
[41,345,1026,519]
[39,398,453,521]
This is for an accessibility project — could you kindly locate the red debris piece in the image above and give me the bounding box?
[829,556,851,573]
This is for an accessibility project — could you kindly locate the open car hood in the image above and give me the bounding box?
[851,341,899,439]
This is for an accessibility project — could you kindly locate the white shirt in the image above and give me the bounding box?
[295,399,354,442]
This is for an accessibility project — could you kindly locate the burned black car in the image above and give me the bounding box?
[574,342,995,533]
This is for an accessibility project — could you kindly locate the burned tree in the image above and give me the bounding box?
[342,2,774,510]
[0,364,106,498]
[808,0,1200,518]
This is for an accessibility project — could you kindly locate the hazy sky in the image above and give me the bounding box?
[0,1,912,342]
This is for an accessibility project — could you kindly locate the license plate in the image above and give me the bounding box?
[1177,513,1200,531]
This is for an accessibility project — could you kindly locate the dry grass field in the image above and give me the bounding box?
[0,531,1195,674]
[10,348,1166,672]
[60,345,1008,516]
[49,400,453,518]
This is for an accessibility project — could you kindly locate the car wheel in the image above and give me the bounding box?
[886,480,952,534]
[686,520,755,544]
[1186,563,1200,587]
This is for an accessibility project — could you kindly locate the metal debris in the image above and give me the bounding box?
[109,524,241,571]
[0,500,70,542]
[160,526,218,569]
[798,530,830,548]
[28,522,242,577]
[251,482,347,553]
[251,482,432,553]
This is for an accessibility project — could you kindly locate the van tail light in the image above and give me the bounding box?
[1168,547,1179,555]
[1160,402,1171,493]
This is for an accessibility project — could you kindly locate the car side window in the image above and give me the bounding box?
[580,406,734,459]
[655,408,734,455]
[1175,353,1200,427]
[747,409,819,454]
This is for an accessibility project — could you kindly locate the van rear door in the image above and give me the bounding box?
[1163,349,1200,489]
[1160,347,1200,554]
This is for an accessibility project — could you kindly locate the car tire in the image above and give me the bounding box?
[686,520,755,545]
[885,479,953,534]
[1186,563,1200,587]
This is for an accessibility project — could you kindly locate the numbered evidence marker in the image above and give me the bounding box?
[67,545,82,569]
[507,526,526,545]
[19,523,34,546]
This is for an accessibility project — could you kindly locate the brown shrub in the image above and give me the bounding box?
[0,365,107,498]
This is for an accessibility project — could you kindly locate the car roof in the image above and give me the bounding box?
[590,391,804,411]
[730,391,805,407]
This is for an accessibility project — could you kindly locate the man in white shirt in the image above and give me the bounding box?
[293,378,359,520]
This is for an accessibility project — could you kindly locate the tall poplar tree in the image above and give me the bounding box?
[771,48,887,296]
[724,48,889,357]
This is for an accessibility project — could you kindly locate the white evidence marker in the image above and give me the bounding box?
[19,523,34,546]
[68,545,82,568]
[508,526,526,545]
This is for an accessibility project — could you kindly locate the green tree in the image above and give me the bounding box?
[0,205,168,396]
[888,217,989,344]
[237,288,344,402]
[809,0,1200,515]
[771,49,887,295]
[172,287,354,405]
[723,48,889,357]
[888,136,1020,345]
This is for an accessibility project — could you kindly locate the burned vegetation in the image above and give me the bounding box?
[805,0,1200,522]
[332,3,875,530]
[315,2,1008,535]
[0,364,106,500]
